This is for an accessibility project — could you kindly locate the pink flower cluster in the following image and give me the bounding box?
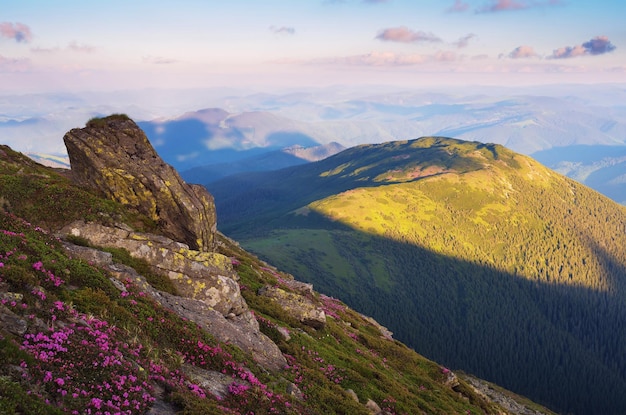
[32,260,64,287]
[20,308,155,415]
[319,294,346,320]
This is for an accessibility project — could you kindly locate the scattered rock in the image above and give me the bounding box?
[462,374,552,415]
[346,388,359,403]
[365,398,382,414]
[277,326,291,341]
[0,303,27,335]
[442,367,460,389]
[60,221,246,317]
[360,314,393,340]
[258,285,326,329]
[181,364,233,399]
[62,242,113,266]
[286,381,304,400]
[98,254,286,372]
[281,279,315,297]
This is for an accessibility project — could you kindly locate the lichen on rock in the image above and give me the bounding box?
[257,285,327,329]
[63,115,217,252]
[60,220,246,317]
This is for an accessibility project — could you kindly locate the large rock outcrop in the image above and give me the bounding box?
[60,220,246,317]
[61,237,287,372]
[63,115,216,252]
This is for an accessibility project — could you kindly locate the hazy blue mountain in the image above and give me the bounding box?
[533,145,626,204]
[180,142,345,184]
[136,108,325,171]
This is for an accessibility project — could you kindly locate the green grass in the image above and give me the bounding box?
[86,113,131,128]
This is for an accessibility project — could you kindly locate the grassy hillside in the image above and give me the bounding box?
[207,137,626,415]
[0,144,553,414]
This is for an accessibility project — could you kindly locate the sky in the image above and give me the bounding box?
[1,0,625,93]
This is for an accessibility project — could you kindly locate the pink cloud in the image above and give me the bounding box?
[446,0,470,12]
[302,50,466,67]
[477,0,563,13]
[331,51,428,66]
[68,41,95,53]
[269,26,295,35]
[31,46,60,54]
[509,45,539,58]
[454,33,476,48]
[376,26,441,43]
[0,22,33,43]
[478,0,528,12]
[434,51,458,62]
[550,36,616,59]
[0,54,31,71]
[143,55,178,64]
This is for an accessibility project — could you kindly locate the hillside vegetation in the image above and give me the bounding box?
[0,141,555,414]
[207,137,626,415]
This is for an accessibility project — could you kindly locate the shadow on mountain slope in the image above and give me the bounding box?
[237,215,626,415]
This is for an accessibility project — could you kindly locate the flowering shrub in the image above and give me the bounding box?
[319,295,346,320]
[20,309,154,415]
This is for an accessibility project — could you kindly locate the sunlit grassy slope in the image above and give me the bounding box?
[208,137,626,415]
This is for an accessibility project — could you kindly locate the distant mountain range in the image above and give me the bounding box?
[5,85,626,203]
[181,142,345,184]
[205,137,626,415]
[136,108,326,171]
[133,97,626,205]
[532,144,626,204]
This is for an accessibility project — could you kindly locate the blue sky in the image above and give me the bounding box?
[1,0,624,92]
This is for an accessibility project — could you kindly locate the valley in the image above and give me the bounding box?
[207,137,626,415]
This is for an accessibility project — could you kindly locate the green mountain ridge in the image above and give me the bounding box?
[0,130,556,415]
[206,137,626,415]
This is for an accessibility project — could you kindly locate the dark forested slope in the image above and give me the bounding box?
[206,137,626,415]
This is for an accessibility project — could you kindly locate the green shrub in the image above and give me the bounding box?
[86,113,131,128]
[0,377,64,415]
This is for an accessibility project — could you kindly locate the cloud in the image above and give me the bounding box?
[31,46,60,54]
[582,36,617,55]
[434,51,458,62]
[509,45,539,58]
[329,51,428,66]
[269,26,295,35]
[142,55,178,64]
[362,0,390,3]
[476,0,562,13]
[454,33,476,48]
[0,54,31,72]
[0,22,33,43]
[446,0,470,12]
[376,26,441,43]
[68,41,95,53]
[302,50,465,67]
[550,36,616,59]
